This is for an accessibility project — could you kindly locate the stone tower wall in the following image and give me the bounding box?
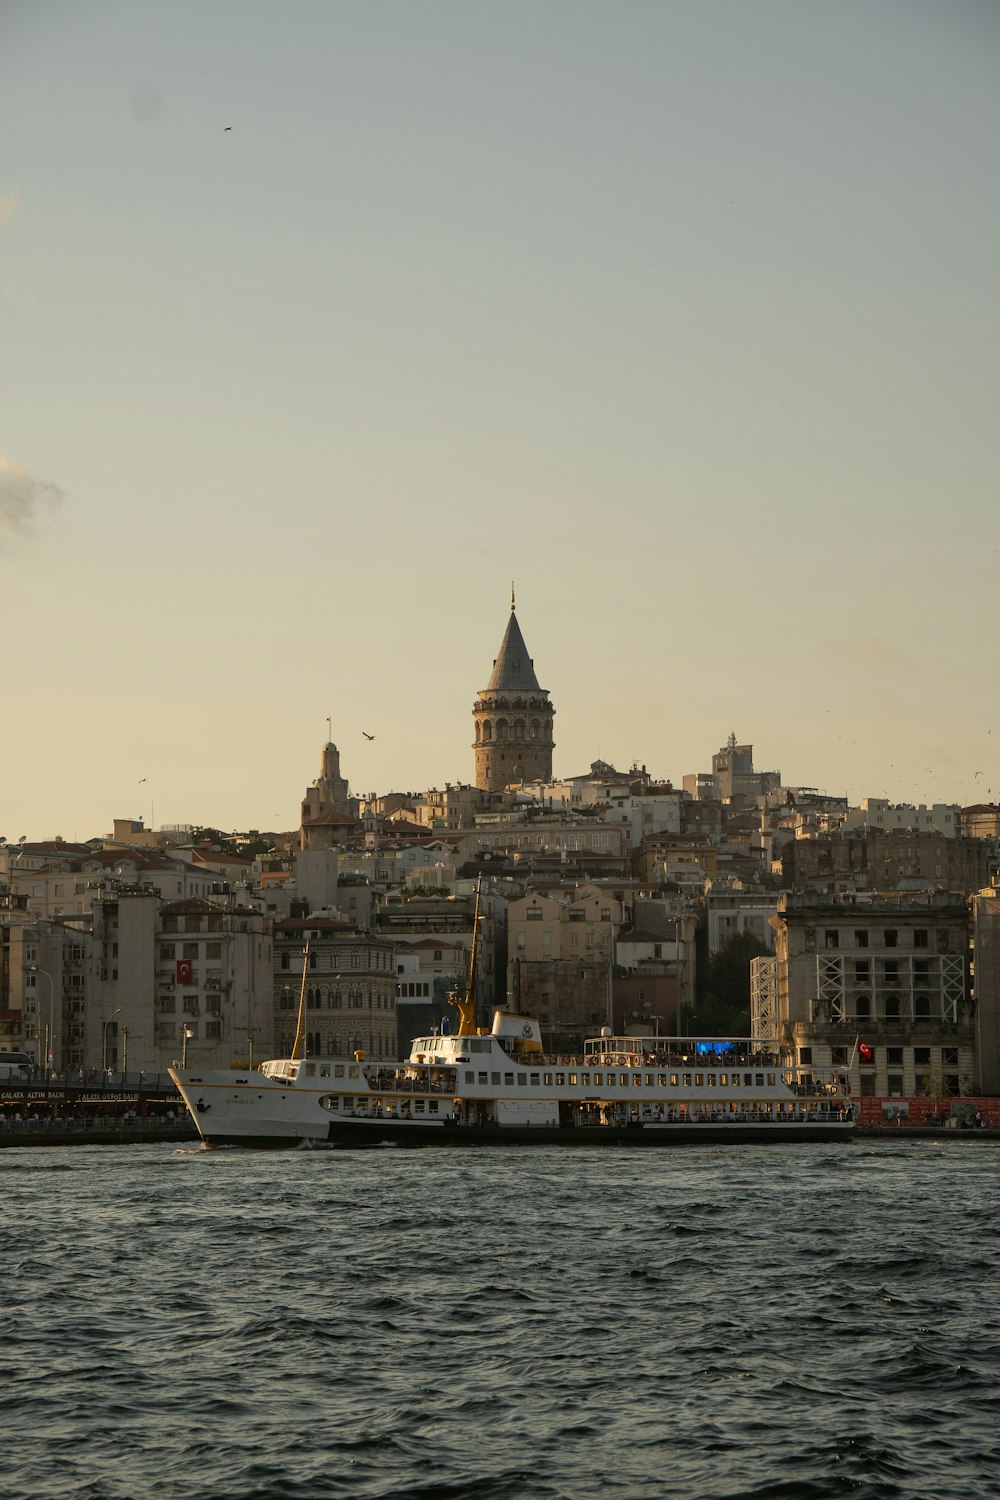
[472,691,555,791]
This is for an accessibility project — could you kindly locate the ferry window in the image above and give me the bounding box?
[478,1072,488,1084]
[645,1074,653,1087]
[633,1074,641,1087]
[569,1073,578,1085]
[504,1073,514,1086]
[328,1098,339,1110]
[767,1073,775,1086]
[343,1096,354,1109]
[707,1074,716,1087]
[694,1074,703,1087]
[320,1067,330,1078]
[544,1073,553,1085]
[719,1073,728,1085]
[334,1064,345,1078]
[415,1100,425,1113]
[682,1074,691,1087]
[306,1064,316,1077]
[348,1065,359,1079]
[465,1071,475,1083]
[732,1077,741,1089]
[490,1072,500,1085]
[658,1073,667,1086]
[593,1072,602,1086]
[605,1073,615,1086]
[429,1100,439,1113]
[670,1073,679,1086]
[530,1073,540,1085]
[555,1072,565,1085]
[756,1075,764,1087]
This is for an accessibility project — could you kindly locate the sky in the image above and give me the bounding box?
[1,0,998,840]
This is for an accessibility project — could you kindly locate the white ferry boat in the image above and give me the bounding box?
[169,1007,853,1149]
[170,892,852,1148]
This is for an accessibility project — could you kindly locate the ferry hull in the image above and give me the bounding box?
[195,1118,854,1149]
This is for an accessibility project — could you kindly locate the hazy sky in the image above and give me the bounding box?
[2,0,998,839]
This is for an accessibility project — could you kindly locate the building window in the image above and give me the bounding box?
[914,929,928,948]
[884,929,898,948]
[824,931,839,949]
[854,930,869,948]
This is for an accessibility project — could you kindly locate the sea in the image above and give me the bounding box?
[2,1140,998,1500]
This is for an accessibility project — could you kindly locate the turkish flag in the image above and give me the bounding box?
[176,959,193,986]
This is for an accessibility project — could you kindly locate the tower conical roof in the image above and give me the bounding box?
[486,606,541,692]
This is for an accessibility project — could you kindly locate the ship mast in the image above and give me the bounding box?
[456,879,482,1037]
[290,940,311,1061]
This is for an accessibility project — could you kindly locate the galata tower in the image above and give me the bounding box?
[473,592,555,791]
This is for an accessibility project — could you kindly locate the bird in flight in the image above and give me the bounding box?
[362,732,375,740]
[224,126,232,131]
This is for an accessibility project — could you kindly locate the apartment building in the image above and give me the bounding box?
[757,892,973,1099]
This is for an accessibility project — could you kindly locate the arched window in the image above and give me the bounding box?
[482,720,493,742]
[884,993,901,1018]
[856,995,870,1018]
[914,992,931,1017]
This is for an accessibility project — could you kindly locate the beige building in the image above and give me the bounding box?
[473,597,555,792]
[507,884,620,1047]
[8,891,273,1075]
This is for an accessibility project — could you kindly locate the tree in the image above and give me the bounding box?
[694,929,773,1035]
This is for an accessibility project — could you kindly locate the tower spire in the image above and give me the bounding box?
[511,580,515,612]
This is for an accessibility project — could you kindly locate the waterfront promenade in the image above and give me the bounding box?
[0,1067,195,1145]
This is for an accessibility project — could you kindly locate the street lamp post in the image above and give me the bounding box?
[121,1024,128,1082]
[30,966,54,1078]
[102,1008,122,1073]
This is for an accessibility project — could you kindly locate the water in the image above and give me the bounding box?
[2,1141,999,1500]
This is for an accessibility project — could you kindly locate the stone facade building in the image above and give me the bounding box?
[781,829,990,896]
[756,892,974,1099]
[273,917,397,1061]
[473,596,554,792]
[300,741,359,851]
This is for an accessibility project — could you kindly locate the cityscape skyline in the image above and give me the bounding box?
[2,2,998,836]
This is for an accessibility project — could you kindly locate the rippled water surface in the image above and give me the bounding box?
[2,1140,999,1499]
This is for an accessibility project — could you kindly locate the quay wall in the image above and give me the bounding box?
[859,1096,1000,1129]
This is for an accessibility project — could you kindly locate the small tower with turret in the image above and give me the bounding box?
[472,591,555,791]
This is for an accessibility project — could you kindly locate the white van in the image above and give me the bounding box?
[0,1052,33,1081]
